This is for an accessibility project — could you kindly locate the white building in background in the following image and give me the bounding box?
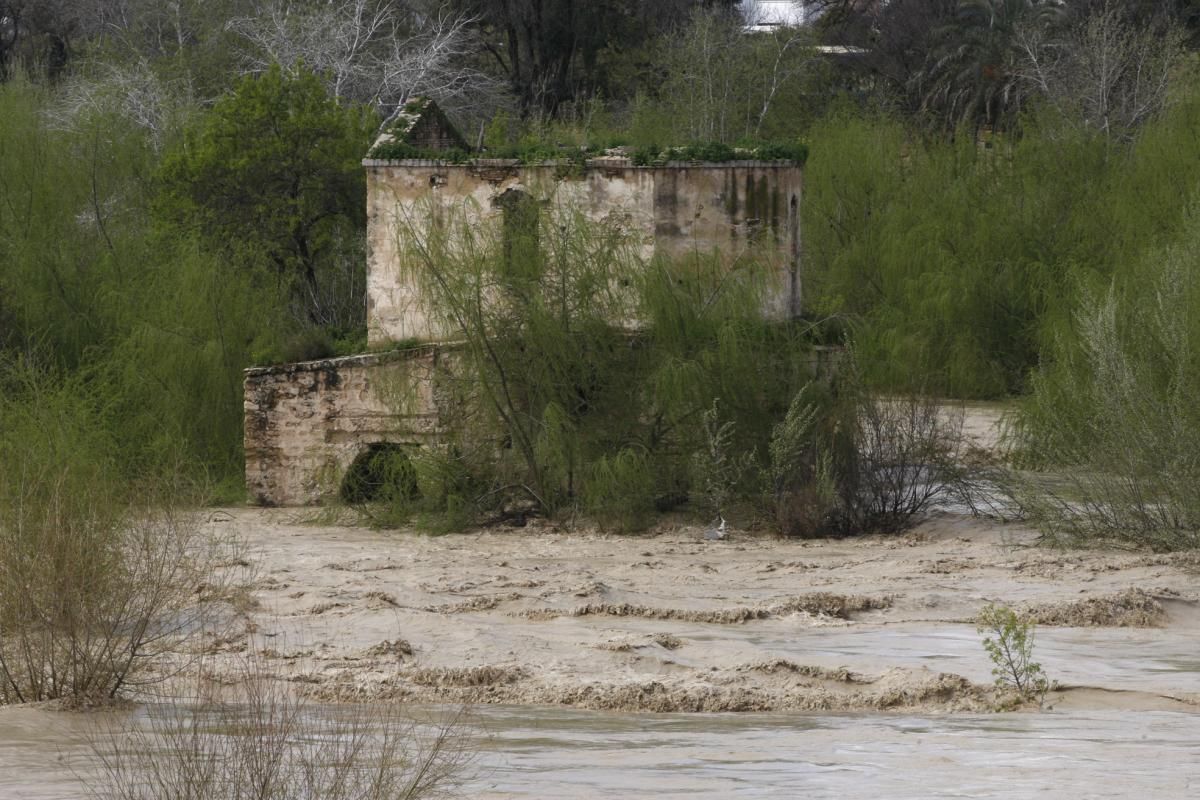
[741,0,813,31]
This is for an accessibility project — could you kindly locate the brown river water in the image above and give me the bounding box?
[3,623,1199,799]
[2,702,1199,799]
[5,498,1200,798]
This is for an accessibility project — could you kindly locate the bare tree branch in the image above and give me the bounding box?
[1014,2,1185,141]
[226,0,507,118]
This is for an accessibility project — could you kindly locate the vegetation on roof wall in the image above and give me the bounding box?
[366,138,809,165]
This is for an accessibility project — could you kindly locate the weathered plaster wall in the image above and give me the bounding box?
[246,157,805,505]
[364,158,803,346]
[244,348,448,506]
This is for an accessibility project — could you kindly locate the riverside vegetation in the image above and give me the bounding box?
[346,199,968,535]
[3,0,1200,735]
[4,2,1200,546]
[0,354,471,796]
[977,604,1051,708]
[7,4,1200,795]
[87,654,471,800]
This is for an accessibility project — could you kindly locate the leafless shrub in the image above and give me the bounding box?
[1016,3,1185,141]
[658,6,817,141]
[0,374,241,706]
[770,360,968,537]
[45,59,192,149]
[838,392,967,534]
[0,491,236,706]
[87,656,471,800]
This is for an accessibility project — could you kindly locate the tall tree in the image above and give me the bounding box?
[810,0,961,118]
[1016,1,1185,141]
[157,66,376,329]
[455,0,739,117]
[0,0,79,79]
[657,6,817,142]
[918,0,1067,132]
[226,0,504,119]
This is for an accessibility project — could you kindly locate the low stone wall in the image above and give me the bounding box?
[243,347,449,506]
[244,342,843,506]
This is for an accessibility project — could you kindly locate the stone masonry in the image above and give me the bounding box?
[244,348,447,506]
[244,112,804,505]
[365,158,803,345]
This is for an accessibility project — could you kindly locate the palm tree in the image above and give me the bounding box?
[916,0,1066,133]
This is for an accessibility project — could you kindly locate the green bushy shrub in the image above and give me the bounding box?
[1007,214,1200,550]
[803,93,1200,398]
[977,604,1050,706]
[368,197,814,532]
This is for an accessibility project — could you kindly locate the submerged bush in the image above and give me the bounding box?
[89,656,470,800]
[0,362,233,705]
[1008,217,1200,550]
[768,355,967,538]
[977,604,1049,706]
[768,386,835,537]
[693,399,758,523]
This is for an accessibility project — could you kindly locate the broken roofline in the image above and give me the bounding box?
[361,156,806,168]
[370,96,470,157]
[367,97,808,165]
[363,139,810,167]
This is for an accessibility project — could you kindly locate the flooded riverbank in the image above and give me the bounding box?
[174,507,1200,713]
[4,503,1199,796]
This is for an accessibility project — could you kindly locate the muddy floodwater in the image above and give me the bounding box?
[3,703,1200,799]
[3,495,1200,796]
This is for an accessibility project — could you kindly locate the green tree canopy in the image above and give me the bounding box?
[157,64,376,328]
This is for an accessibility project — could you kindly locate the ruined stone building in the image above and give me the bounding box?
[244,101,804,505]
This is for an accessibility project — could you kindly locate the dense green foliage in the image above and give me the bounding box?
[0,78,290,488]
[158,66,376,332]
[0,66,373,493]
[3,0,1200,549]
[1006,216,1200,550]
[803,90,1200,397]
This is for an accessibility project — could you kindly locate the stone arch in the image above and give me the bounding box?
[339,442,420,504]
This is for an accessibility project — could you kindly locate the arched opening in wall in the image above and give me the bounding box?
[340,443,421,504]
